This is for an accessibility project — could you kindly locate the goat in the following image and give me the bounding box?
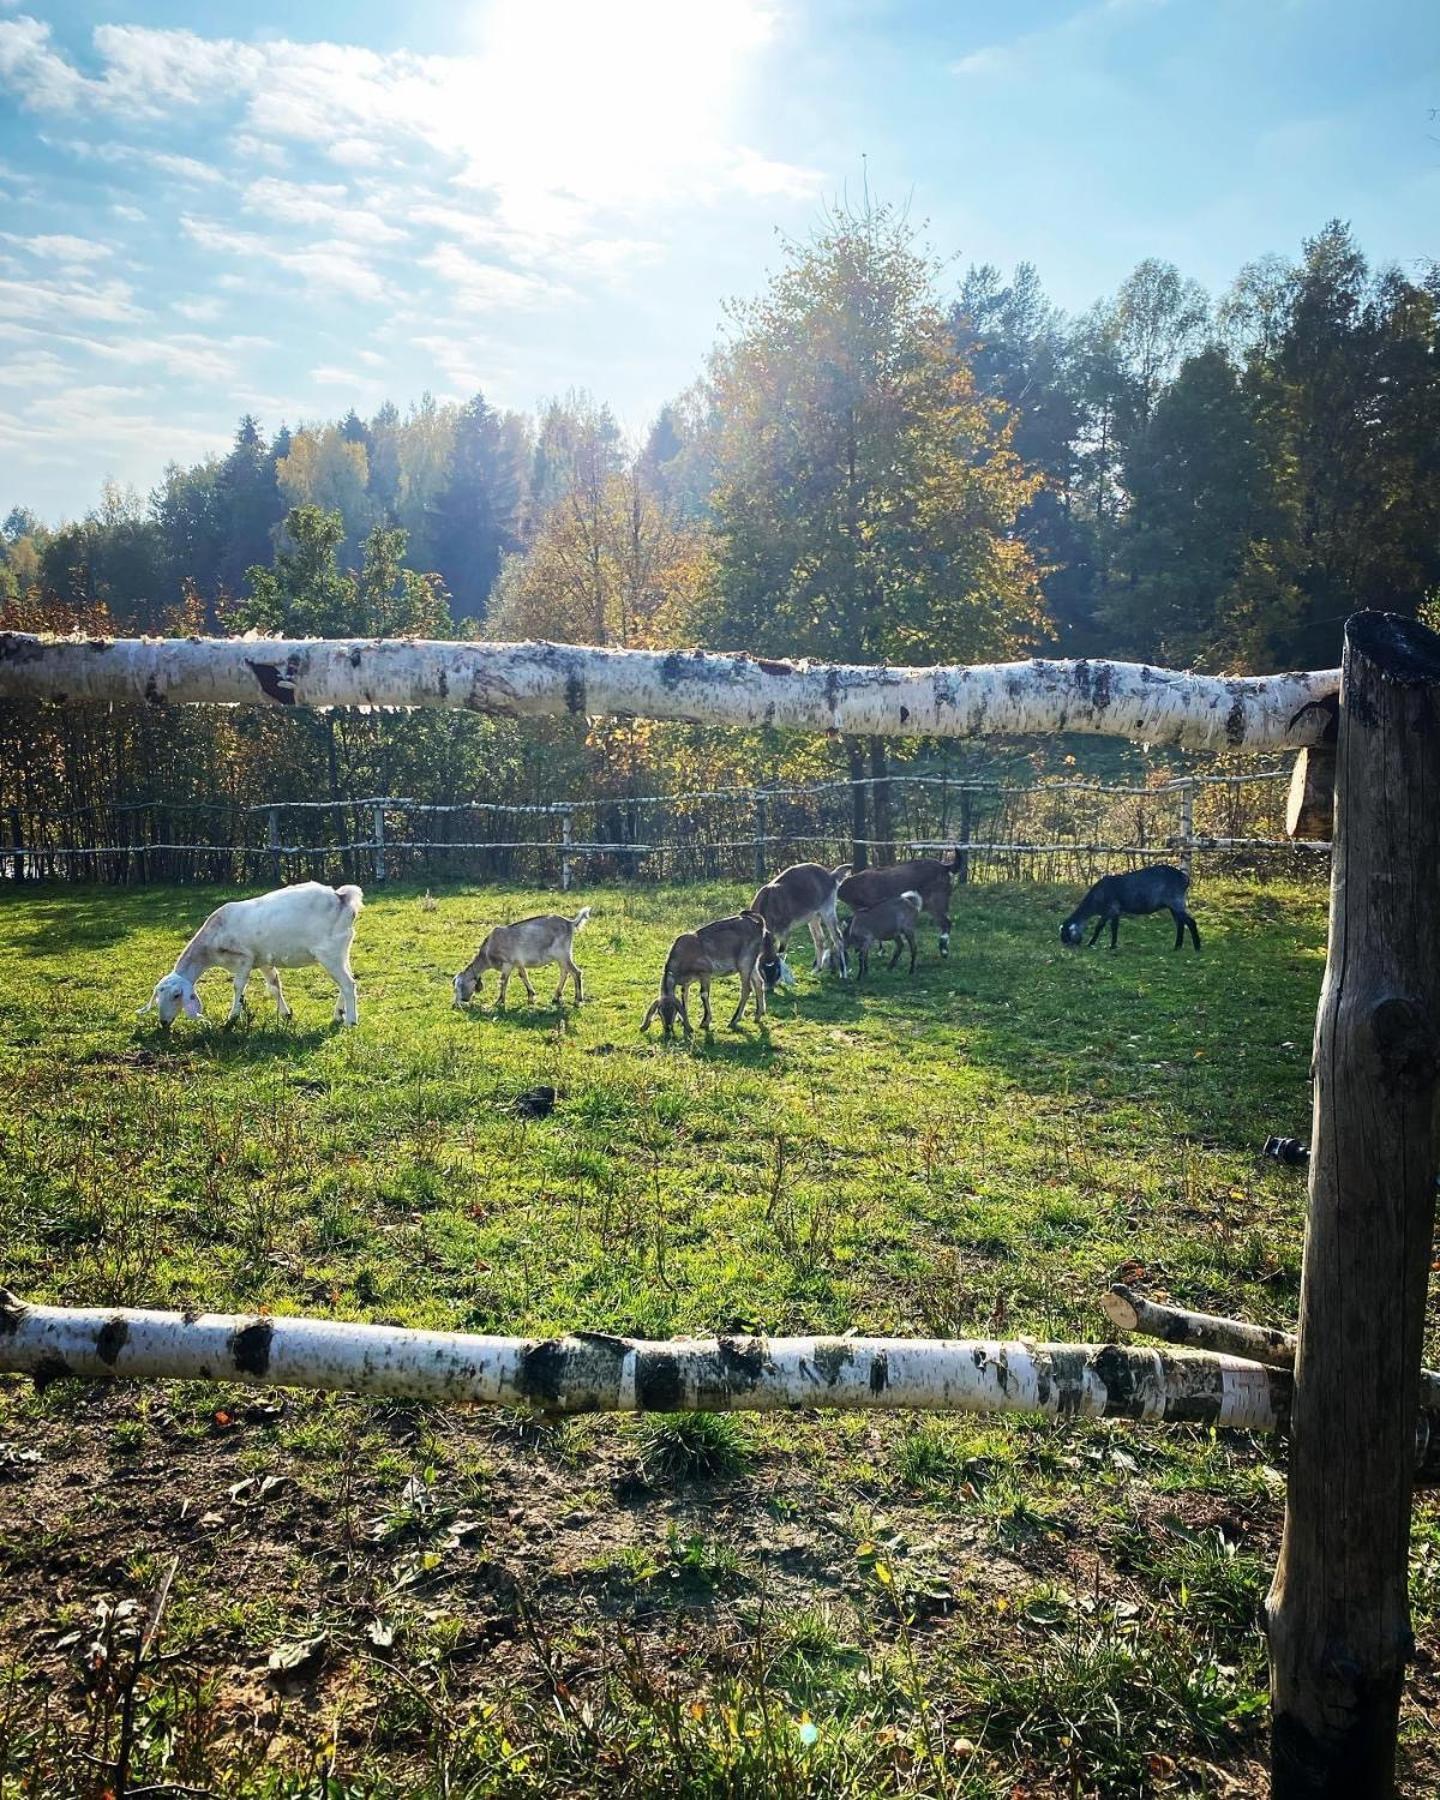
[1060,865,1200,952]
[453,907,590,1009]
[750,861,850,982]
[140,882,364,1027]
[838,853,958,958]
[843,889,923,981]
[641,910,776,1037]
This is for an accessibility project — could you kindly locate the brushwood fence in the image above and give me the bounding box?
[2,767,1328,889]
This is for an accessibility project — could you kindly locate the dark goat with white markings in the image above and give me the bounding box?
[1060,865,1200,952]
[843,889,923,981]
[838,853,958,958]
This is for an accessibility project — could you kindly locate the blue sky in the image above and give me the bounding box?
[1,0,1435,521]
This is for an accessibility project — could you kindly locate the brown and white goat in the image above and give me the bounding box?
[843,889,923,981]
[838,853,958,958]
[453,907,590,1009]
[641,910,777,1037]
[750,861,850,982]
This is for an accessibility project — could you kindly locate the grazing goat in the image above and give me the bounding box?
[750,861,850,983]
[838,853,958,958]
[453,908,590,1009]
[843,889,923,981]
[1060,865,1200,952]
[641,910,776,1037]
[140,882,364,1027]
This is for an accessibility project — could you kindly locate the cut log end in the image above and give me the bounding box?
[1286,746,1335,842]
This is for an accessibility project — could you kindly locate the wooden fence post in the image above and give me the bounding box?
[955,788,973,885]
[753,790,767,886]
[9,805,22,883]
[373,805,386,885]
[560,809,573,893]
[267,808,281,887]
[1267,613,1440,1798]
[1178,777,1195,877]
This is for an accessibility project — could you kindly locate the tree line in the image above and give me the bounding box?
[3,208,1437,863]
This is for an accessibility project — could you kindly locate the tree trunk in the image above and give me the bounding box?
[1267,612,1440,1799]
[846,738,869,869]
[868,737,893,863]
[0,634,1339,751]
[0,1291,1288,1426]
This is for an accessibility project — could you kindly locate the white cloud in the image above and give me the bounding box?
[182,213,389,302]
[951,0,1171,81]
[232,132,286,167]
[0,17,91,111]
[0,348,71,388]
[144,151,225,185]
[110,202,146,222]
[0,273,143,326]
[0,8,812,254]
[171,295,223,322]
[422,242,564,310]
[11,233,113,263]
[242,176,406,244]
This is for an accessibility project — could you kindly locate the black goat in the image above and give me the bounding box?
[1060,864,1201,952]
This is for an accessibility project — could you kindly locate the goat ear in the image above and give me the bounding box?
[136,999,155,1017]
[182,990,203,1019]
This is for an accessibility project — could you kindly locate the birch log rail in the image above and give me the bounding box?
[1103,1284,1440,1412]
[0,1290,1287,1426]
[0,633,1340,750]
[3,1291,1439,1482]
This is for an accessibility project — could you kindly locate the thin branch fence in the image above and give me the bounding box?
[2,767,1329,888]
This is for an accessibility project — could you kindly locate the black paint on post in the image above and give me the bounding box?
[1267,611,1440,1799]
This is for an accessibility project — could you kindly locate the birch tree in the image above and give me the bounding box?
[702,198,1044,858]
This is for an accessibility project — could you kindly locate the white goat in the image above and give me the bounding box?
[453,908,591,1009]
[140,882,364,1028]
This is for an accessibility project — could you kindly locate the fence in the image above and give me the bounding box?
[3,766,1328,888]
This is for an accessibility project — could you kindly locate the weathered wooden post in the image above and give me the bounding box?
[267,807,281,886]
[9,804,23,883]
[560,808,573,893]
[1178,777,1195,877]
[1267,613,1440,1798]
[753,789,767,886]
[372,804,386,885]
[954,787,973,885]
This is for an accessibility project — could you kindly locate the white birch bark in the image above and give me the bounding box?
[1105,1283,1440,1413]
[0,1293,1284,1427]
[0,634,1340,751]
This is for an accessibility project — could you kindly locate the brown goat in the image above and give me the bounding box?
[453,908,590,1008]
[641,910,777,1037]
[750,861,850,981]
[838,854,958,957]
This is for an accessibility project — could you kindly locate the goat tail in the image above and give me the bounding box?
[900,890,923,909]
[571,906,593,931]
[830,862,854,882]
[334,884,365,915]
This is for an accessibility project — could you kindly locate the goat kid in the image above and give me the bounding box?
[750,862,850,983]
[641,909,777,1037]
[453,908,590,1009]
[843,889,923,981]
[141,882,364,1027]
[1060,865,1200,952]
[837,854,958,957]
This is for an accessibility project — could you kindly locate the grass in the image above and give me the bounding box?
[0,874,1435,1798]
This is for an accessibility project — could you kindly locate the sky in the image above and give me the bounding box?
[0,0,1435,521]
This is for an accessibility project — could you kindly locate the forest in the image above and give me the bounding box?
[3,209,1438,833]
